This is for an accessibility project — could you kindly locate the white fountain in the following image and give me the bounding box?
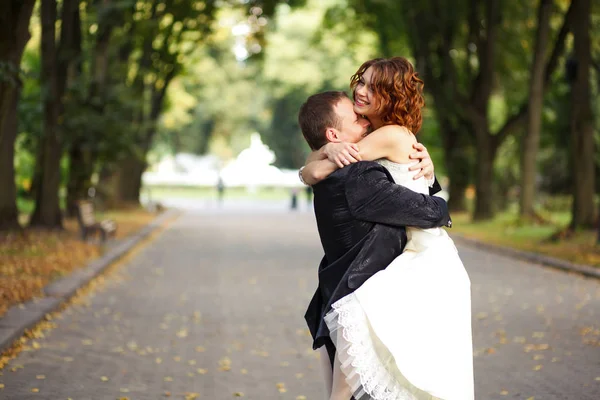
[220,133,286,188]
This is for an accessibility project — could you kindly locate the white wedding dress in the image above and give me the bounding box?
[324,159,474,400]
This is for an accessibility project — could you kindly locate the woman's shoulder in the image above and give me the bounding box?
[374,125,417,163]
[375,125,416,142]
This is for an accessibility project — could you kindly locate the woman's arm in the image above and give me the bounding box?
[301,159,338,185]
[302,143,361,185]
[306,147,327,163]
[322,126,415,167]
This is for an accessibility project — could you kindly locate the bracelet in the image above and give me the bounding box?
[298,166,309,186]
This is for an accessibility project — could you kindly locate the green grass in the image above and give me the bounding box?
[450,205,599,267]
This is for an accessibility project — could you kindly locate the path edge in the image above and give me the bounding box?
[451,233,600,280]
[0,209,180,354]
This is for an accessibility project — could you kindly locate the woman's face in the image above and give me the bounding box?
[353,66,379,117]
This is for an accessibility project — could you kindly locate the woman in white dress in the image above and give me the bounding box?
[303,57,474,400]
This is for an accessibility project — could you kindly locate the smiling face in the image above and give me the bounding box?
[352,66,380,119]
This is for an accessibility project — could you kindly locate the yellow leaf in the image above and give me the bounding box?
[500,390,509,395]
[31,388,39,393]
[100,376,109,382]
[234,392,244,397]
[176,329,188,338]
[533,365,543,371]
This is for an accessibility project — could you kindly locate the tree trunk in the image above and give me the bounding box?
[440,125,470,212]
[114,68,175,205]
[29,0,63,229]
[0,0,37,230]
[473,131,498,221]
[66,143,94,216]
[0,91,20,230]
[569,0,596,229]
[115,156,146,205]
[520,0,552,218]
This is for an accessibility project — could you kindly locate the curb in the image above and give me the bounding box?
[451,233,600,280]
[0,209,180,353]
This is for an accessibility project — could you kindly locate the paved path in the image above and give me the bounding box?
[0,208,599,399]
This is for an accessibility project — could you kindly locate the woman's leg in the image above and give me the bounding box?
[319,347,333,399]
[330,351,353,400]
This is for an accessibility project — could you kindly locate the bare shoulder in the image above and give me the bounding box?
[373,125,417,144]
[375,125,417,163]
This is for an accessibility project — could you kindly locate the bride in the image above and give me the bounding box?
[302,57,474,400]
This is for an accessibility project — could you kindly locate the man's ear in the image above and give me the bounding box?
[325,128,342,143]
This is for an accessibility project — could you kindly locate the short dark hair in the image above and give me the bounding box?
[298,91,348,150]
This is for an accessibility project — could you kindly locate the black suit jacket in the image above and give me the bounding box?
[305,161,451,351]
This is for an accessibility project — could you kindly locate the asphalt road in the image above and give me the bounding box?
[0,206,598,399]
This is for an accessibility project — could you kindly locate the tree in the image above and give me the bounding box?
[568,0,596,229]
[519,0,553,219]
[0,0,37,230]
[65,0,130,215]
[29,0,64,228]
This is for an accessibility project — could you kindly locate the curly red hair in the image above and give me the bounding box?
[350,57,425,134]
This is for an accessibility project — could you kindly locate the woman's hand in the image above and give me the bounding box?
[408,142,434,181]
[323,142,362,168]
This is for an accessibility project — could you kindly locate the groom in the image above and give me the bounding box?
[298,91,451,398]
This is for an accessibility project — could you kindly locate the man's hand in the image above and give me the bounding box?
[323,142,362,168]
[408,142,434,181]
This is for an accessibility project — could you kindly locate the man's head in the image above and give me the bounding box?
[298,91,370,150]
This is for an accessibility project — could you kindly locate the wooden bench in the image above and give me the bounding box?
[76,201,117,242]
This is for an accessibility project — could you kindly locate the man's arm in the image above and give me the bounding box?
[345,163,451,229]
[429,177,442,196]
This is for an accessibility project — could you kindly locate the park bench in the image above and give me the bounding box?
[76,200,117,242]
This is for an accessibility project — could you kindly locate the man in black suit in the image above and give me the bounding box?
[298,91,451,399]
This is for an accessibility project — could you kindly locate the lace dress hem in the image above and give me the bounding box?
[325,295,440,400]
